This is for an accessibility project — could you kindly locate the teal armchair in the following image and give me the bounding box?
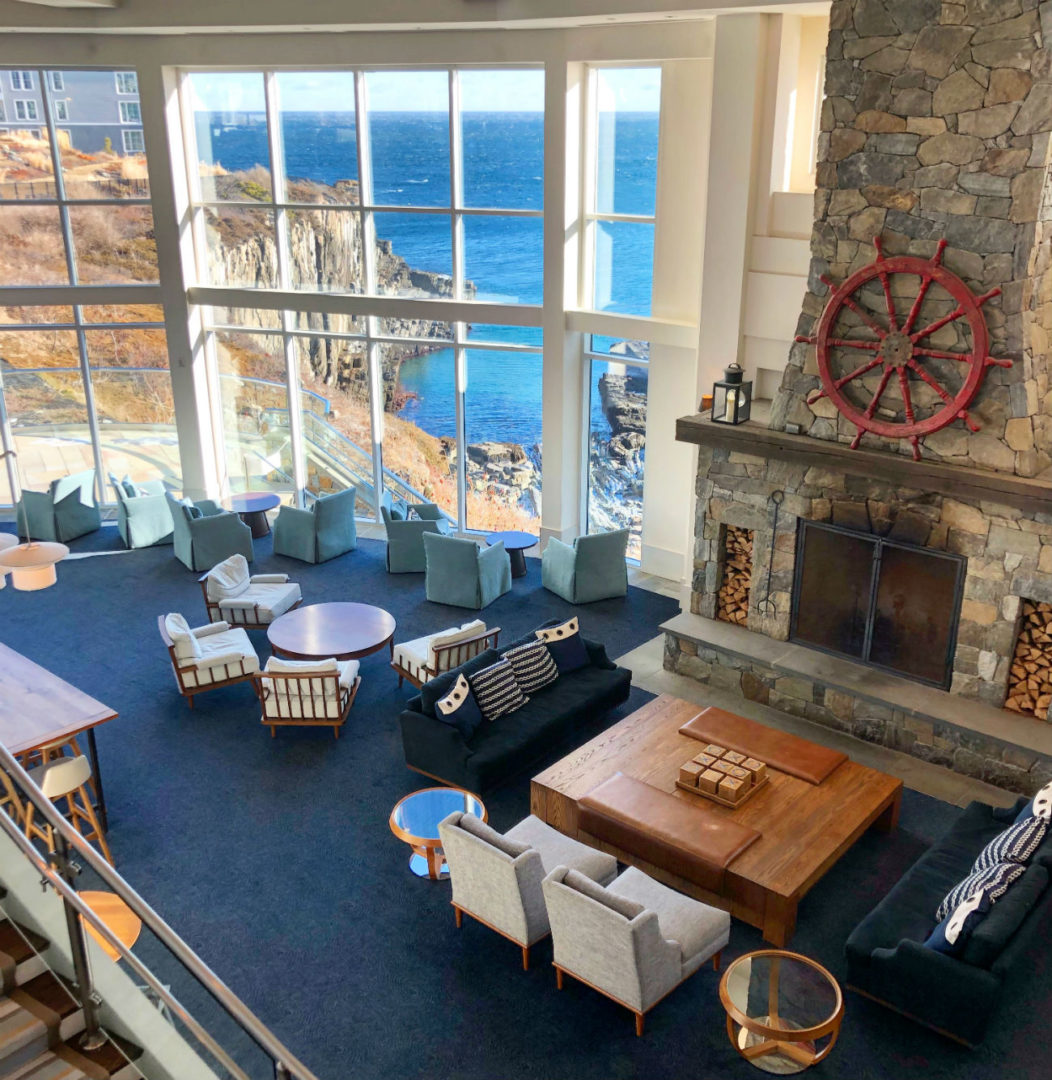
[424,532,511,610]
[381,492,448,573]
[165,491,253,572]
[108,474,173,549]
[272,487,357,564]
[541,528,629,604]
[18,469,101,543]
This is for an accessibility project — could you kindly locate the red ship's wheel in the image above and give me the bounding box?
[796,237,1011,461]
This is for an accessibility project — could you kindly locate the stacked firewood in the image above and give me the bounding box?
[1006,600,1052,718]
[716,526,753,626]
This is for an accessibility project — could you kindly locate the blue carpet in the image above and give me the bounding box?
[2,530,1050,1080]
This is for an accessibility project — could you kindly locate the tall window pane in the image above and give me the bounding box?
[594,220,654,315]
[186,73,271,202]
[286,208,364,293]
[594,68,660,216]
[587,342,648,561]
[463,216,542,305]
[203,207,278,288]
[459,70,543,210]
[366,72,450,207]
[0,127,55,194]
[373,212,452,297]
[277,73,358,205]
[214,330,292,495]
[464,348,541,533]
[69,204,158,284]
[381,342,457,520]
[0,205,67,285]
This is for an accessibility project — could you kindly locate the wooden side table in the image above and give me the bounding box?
[719,950,843,1072]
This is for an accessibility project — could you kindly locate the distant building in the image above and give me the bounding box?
[0,68,143,154]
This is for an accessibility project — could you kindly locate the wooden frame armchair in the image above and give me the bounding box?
[253,658,362,739]
[391,621,501,688]
[158,614,260,709]
[199,554,302,631]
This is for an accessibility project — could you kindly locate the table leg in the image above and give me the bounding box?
[241,510,271,539]
[762,894,796,947]
[508,549,528,578]
[875,787,902,833]
[85,728,108,832]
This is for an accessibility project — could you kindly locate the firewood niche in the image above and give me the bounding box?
[717,525,753,627]
[1006,600,1052,720]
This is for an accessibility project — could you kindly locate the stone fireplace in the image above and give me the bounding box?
[665,0,1052,796]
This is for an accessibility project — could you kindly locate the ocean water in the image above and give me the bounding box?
[196,110,657,446]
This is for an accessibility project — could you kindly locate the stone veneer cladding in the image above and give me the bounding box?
[771,0,1052,477]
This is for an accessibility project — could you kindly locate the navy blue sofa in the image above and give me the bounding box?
[845,796,1052,1046]
[398,632,632,792]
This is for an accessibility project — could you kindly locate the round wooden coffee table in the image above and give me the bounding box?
[227,491,281,538]
[719,950,843,1073]
[389,786,487,879]
[267,602,396,661]
[485,530,538,578]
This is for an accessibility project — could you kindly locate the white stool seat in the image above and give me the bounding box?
[28,754,93,799]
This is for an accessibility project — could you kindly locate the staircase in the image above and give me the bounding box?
[0,912,141,1080]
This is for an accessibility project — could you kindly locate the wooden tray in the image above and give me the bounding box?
[675,774,769,809]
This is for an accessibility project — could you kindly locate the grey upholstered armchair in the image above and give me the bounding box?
[380,491,449,573]
[423,532,511,609]
[542,864,730,1035]
[541,528,629,603]
[438,812,616,970]
[17,469,101,543]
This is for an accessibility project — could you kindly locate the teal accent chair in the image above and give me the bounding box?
[17,469,101,543]
[380,491,448,573]
[424,532,512,610]
[541,528,629,604]
[272,487,357,564]
[108,474,173,549]
[165,491,253,572]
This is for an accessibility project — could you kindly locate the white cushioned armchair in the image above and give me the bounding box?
[438,811,617,970]
[390,619,500,687]
[200,553,302,630]
[542,864,731,1035]
[253,656,361,739]
[159,613,260,709]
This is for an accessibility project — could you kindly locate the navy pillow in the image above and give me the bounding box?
[433,674,484,739]
[419,647,500,717]
[973,815,1048,873]
[534,617,589,674]
[925,891,992,956]
[1013,780,1052,824]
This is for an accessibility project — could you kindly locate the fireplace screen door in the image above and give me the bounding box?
[790,520,966,689]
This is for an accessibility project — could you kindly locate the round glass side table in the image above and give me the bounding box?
[719,950,843,1073]
[389,786,487,879]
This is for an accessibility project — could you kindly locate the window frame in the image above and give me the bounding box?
[118,100,141,124]
[122,128,145,153]
[115,71,138,95]
[53,99,69,122]
[49,72,63,92]
[14,99,38,122]
[10,71,32,91]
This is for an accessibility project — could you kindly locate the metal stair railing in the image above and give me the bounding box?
[0,745,320,1080]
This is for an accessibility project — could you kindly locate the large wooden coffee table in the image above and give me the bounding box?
[531,694,902,946]
[267,602,396,661]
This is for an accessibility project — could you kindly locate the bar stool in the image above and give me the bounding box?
[24,755,114,866]
[1,770,25,826]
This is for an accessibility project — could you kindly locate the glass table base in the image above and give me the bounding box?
[736,1019,816,1074]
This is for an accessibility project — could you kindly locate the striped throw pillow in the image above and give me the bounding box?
[501,639,559,695]
[972,815,1048,873]
[468,658,529,722]
[935,861,1025,923]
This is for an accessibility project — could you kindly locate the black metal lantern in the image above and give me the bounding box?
[710,363,752,425]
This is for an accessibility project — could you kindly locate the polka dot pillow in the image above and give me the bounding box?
[434,674,484,739]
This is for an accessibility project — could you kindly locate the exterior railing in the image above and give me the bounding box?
[0,744,322,1080]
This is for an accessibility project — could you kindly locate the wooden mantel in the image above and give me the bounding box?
[676,414,1052,516]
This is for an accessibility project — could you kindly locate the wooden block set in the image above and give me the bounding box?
[677,743,768,807]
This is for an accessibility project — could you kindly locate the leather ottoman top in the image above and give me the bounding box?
[679,706,847,785]
[579,772,760,893]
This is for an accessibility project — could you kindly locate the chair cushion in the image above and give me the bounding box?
[259,656,357,718]
[216,582,301,623]
[972,815,1049,873]
[936,861,1026,923]
[121,476,138,499]
[535,617,589,674]
[392,634,431,674]
[428,619,488,671]
[562,868,644,921]
[468,658,529,722]
[505,815,617,883]
[435,674,484,739]
[164,613,202,661]
[608,865,731,962]
[457,811,530,859]
[206,553,251,600]
[180,626,258,687]
[501,639,559,695]
[925,892,993,957]
[180,498,203,520]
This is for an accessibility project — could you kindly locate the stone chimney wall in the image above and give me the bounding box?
[771,0,1052,477]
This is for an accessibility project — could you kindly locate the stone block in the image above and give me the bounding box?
[987,523,1042,559]
[972,40,1038,70]
[986,68,1033,106]
[978,649,1000,682]
[919,188,977,214]
[824,689,855,722]
[861,47,910,75]
[709,664,746,692]
[932,68,986,115]
[981,147,1031,176]
[1010,167,1044,223]
[741,670,770,705]
[675,654,712,682]
[947,528,987,557]
[829,127,868,161]
[1012,82,1052,135]
[907,25,976,79]
[940,498,989,535]
[774,676,814,701]
[958,102,1021,138]
[961,598,1000,625]
[952,747,987,780]
[1002,746,1038,771]
[891,87,933,116]
[837,152,909,188]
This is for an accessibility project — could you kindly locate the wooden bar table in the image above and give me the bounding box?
[0,642,117,830]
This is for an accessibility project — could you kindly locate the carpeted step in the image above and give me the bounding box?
[0,995,52,1077]
[4,1049,90,1079]
[0,972,85,1077]
[0,919,51,995]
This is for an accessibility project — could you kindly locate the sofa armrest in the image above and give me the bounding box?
[193,621,231,637]
[541,537,576,599]
[251,574,289,583]
[582,638,615,670]
[195,499,223,516]
[399,706,472,783]
[192,650,250,670]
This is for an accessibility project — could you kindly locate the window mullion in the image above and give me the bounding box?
[579,67,598,312]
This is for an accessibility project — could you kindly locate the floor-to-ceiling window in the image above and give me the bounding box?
[0,67,174,504]
[182,66,544,530]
